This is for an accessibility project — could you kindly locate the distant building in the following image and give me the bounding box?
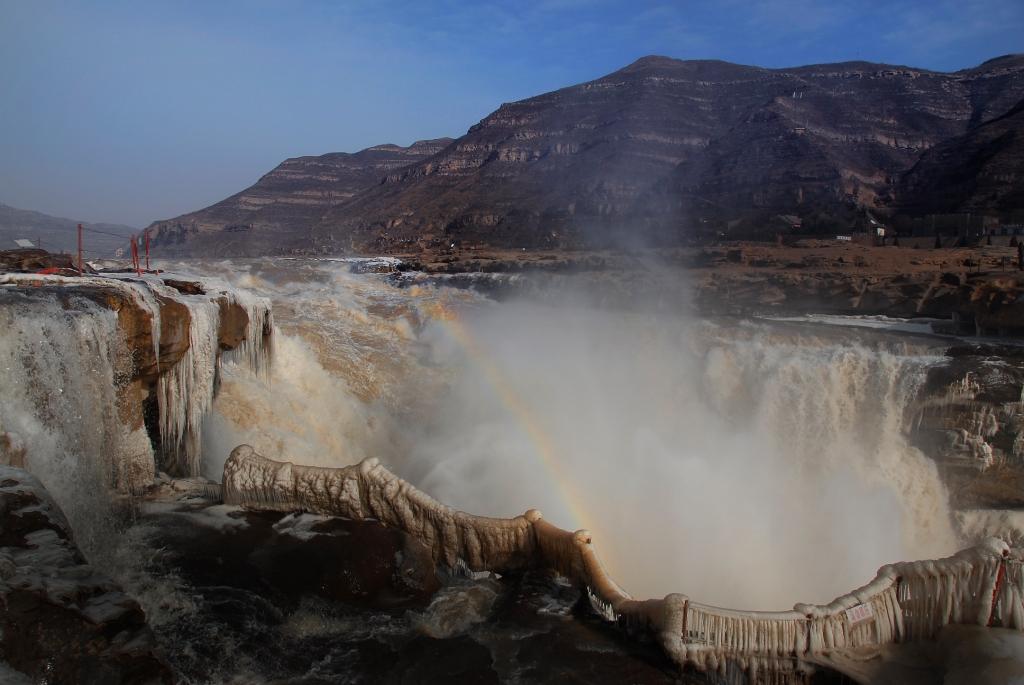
[13,238,34,248]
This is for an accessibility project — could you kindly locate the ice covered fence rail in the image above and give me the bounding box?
[222,446,1023,678]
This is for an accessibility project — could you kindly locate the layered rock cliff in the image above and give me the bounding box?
[898,97,1024,215]
[148,55,1024,256]
[147,138,452,257]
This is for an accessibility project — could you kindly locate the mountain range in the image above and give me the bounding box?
[0,203,136,258]
[146,54,1024,256]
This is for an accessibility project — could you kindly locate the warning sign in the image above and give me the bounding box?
[845,603,874,624]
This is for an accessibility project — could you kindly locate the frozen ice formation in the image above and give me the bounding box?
[0,272,273,490]
[224,445,1024,678]
[153,279,273,475]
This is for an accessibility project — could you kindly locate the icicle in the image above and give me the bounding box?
[221,289,274,379]
[157,298,220,475]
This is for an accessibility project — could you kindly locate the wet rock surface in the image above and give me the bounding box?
[123,501,717,684]
[912,344,1024,508]
[0,248,88,274]
[114,497,863,684]
[0,466,172,684]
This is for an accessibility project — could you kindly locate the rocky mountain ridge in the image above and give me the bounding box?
[898,97,1024,214]
[147,54,1024,256]
[0,203,136,258]
[147,138,451,256]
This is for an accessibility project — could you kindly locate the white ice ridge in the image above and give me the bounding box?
[223,445,1024,679]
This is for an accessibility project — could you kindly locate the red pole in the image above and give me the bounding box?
[130,236,142,276]
[989,559,1007,626]
[77,223,83,273]
[145,231,150,271]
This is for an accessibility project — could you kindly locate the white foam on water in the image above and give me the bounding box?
[132,261,961,610]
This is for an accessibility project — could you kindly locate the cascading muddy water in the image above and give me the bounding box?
[197,259,957,610]
[401,305,957,608]
[0,272,271,553]
[0,259,973,681]
[0,287,150,555]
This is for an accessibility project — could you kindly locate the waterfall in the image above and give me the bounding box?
[105,273,273,476]
[0,273,272,520]
[189,260,959,611]
[0,286,151,555]
[400,305,959,609]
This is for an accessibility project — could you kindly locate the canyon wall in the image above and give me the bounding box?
[146,55,1024,256]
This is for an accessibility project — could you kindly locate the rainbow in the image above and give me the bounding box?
[425,301,598,535]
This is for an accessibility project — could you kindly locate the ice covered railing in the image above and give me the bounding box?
[222,446,1023,678]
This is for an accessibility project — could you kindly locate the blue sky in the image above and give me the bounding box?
[2,0,1021,227]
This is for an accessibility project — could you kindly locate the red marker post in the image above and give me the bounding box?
[130,236,142,276]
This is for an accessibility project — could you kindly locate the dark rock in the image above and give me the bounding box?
[0,248,90,274]
[899,98,1024,214]
[0,466,172,684]
[161,278,205,295]
[141,506,441,611]
[127,502,708,684]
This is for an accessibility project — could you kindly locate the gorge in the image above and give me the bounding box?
[3,255,1024,683]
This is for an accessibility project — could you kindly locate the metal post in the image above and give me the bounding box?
[130,236,142,276]
[77,223,83,272]
[144,231,150,271]
[989,558,1007,626]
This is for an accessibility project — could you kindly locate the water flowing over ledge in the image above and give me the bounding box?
[224,444,1024,679]
[0,465,174,682]
[0,272,273,489]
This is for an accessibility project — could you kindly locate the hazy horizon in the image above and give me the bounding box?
[2,0,1022,228]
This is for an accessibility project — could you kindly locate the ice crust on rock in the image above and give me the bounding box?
[0,272,273,487]
[128,273,274,476]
